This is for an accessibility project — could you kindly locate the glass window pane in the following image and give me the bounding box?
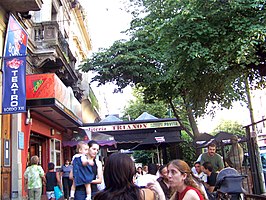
[55,141,60,151]
[56,152,61,166]
[51,151,55,163]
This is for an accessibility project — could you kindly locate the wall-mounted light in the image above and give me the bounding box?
[25,109,32,125]
[50,128,55,136]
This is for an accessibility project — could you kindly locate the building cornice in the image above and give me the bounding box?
[74,6,92,52]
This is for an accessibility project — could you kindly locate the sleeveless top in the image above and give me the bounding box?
[91,159,98,194]
[177,186,204,200]
[46,172,57,191]
[141,188,155,200]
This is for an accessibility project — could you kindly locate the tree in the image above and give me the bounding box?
[80,0,266,139]
[212,119,248,164]
[122,88,169,120]
[123,88,196,164]
[212,119,246,136]
[133,150,155,165]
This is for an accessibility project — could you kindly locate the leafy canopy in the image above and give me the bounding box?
[122,88,169,120]
[80,0,266,137]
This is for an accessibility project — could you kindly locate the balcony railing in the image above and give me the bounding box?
[33,22,67,57]
[30,21,78,82]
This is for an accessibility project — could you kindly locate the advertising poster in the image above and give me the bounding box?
[2,14,28,114]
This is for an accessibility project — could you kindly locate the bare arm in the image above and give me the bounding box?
[56,171,63,190]
[69,169,73,180]
[90,160,103,184]
[147,181,166,200]
[24,178,28,191]
[41,175,46,186]
[204,182,215,193]
[183,190,202,200]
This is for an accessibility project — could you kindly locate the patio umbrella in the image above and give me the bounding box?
[62,132,117,147]
[131,131,183,151]
[194,132,215,148]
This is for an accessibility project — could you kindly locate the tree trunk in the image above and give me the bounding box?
[185,104,202,156]
[185,105,200,138]
[168,98,194,138]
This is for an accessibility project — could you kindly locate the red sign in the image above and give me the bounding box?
[26,73,82,119]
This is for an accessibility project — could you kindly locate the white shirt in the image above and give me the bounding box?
[135,174,158,187]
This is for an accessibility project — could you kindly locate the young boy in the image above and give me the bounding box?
[46,162,62,200]
[70,141,94,200]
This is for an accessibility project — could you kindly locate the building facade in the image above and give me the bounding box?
[0,0,100,199]
[250,88,266,148]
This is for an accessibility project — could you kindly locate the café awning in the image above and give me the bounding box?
[82,115,183,150]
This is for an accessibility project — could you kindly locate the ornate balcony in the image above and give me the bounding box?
[0,0,42,12]
[30,21,80,90]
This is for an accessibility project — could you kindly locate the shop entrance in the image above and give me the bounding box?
[28,132,47,168]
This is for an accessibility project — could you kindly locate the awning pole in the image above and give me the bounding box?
[157,146,160,165]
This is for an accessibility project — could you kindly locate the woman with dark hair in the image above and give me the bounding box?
[70,140,103,200]
[168,159,206,200]
[61,159,73,199]
[87,140,103,198]
[157,165,171,199]
[94,153,164,200]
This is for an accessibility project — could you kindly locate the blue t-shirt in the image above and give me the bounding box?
[61,164,72,178]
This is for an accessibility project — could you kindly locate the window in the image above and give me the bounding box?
[50,139,61,169]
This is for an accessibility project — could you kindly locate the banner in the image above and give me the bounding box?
[2,14,28,114]
[83,120,180,132]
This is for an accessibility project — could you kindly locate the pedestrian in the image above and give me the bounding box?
[60,159,73,199]
[70,141,94,200]
[69,140,102,200]
[136,166,144,179]
[168,159,206,200]
[87,140,103,199]
[192,161,207,183]
[202,162,218,193]
[200,143,224,173]
[143,165,148,174]
[24,155,46,200]
[135,163,158,188]
[157,165,171,199]
[46,162,63,200]
[94,153,164,200]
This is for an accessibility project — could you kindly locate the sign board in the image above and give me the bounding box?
[18,131,24,150]
[83,121,180,132]
[2,14,28,114]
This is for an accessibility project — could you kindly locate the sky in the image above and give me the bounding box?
[79,0,134,118]
[79,0,253,132]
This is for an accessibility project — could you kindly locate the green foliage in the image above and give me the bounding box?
[133,150,156,165]
[88,88,99,110]
[212,119,248,157]
[178,132,196,166]
[212,119,246,136]
[80,0,266,138]
[122,88,169,120]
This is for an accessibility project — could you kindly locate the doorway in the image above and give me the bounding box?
[28,132,47,168]
[1,114,11,200]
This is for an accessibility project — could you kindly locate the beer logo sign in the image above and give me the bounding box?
[33,79,44,92]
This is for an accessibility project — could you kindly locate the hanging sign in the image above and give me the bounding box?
[2,14,28,114]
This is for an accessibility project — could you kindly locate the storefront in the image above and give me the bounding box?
[16,73,83,198]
